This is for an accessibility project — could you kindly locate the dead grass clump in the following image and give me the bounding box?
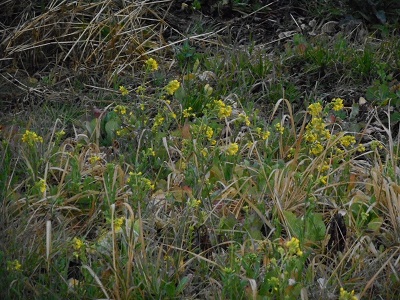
[1,0,173,84]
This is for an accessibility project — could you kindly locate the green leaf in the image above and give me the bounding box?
[176,276,191,293]
[105,119,120,140]
[305,213,326,242]
[390,112,400,122]
[85,119,97,136]
[349,103,359,120]
[244,213,263,240]
[165,281,176,297]
[283,211,302,237]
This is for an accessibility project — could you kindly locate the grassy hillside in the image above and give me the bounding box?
[1,1,400,299]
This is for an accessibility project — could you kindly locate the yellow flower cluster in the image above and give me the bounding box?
[165,80,181,95]
[22,130,43,146]
[332,98,344,111]
[318,175,328,185]
[267,276,280,291]
[119,85,129,96]
[7,259,22,271]
[141,177,155,190]
[318,161,330,173]
[145,58,158,71]
[371,140,383,150]
[305,103,332,156]
[188,198,202,208]
[146,147,156,157]
[73,237,84,251]
[114,105,127,115]
[357,144,366,152]
[339,287,358,300]
[89,155,101,164]
[127,171,140,183]
[205,126,214,140]
[37,179,47,193]
[308,102,322,117]
[136,85,146,94]
[56,130,65,139]
[310,142,324,156]
[127,171,154,190]
[114,217,125,232]
[152,113,165,131]
[340,135,356,147]
[262,130,271,140]
[183,107,195,118]
[226,143,239,155]
[275,123,285,134]
[213,99,232,119]
[256,127,271,140]
[238,113,251,126]
[286,237,303,256]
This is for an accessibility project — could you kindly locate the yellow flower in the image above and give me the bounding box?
[268,276,280,291]
[205,126,214,140]
[136,85,146,94]
[246,141,254,148]
[119,85,129,96]
[286,237,303,256]
[183,107,195,118]
[188,198,201,208]
[308,102,322,116]
[371,140,383,150]
[319,175,328,185]
[147,147,156,156]
[310,142,324,155]
[152,114,165,131]
[305,132,317,143]
[262,130,271,140]
[340,135,356,147]
[72,237,84,251]
[214,100,232,119]
[318,161,330,172]
[89,155,101,164]
[287,147,295,158]
[145,58,158,71]
[323,129,331,140]
[357,144,366,152]
[114,217,125,232]
[226,143,239,155]
[201,148,208,157]
[165,80,181,95]
[332,98,344,111]
[37,179,47,193]
[141,177,155,190]
[339,287,358,300]
[22,130,43,146]
[238,113,251,126]
[310,117,325,131]
[56,130,65,139]
[114,105,127,115]
[7,259,22,271]
[275,123,284,134]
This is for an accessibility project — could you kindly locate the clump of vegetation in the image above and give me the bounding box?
[1,0,400,299]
